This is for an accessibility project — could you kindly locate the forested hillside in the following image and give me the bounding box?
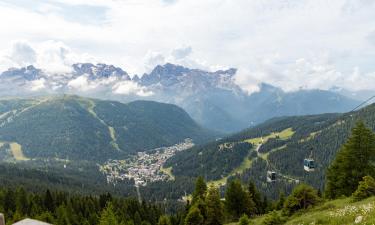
[0,95,214,161]
[166,103,375,199]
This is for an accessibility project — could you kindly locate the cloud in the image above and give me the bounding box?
[144,51,166,72]
[113,81,153,97]
[0,40,97,74]
[29,78,47,91]
[65,74,153,97]
[171,46,192,60]
[8,41,37,66]
[0,0,375,93]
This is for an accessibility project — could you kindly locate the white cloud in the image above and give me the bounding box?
[0,0,375,93]
[29,78,47,91]
[8,40,37,66]
[67,75,93,91]
[171,46,192,60]
[0,40,97,74]
[65,74,153,97]
[113,81,153,97]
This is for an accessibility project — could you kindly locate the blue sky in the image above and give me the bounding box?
[0,0,375,92]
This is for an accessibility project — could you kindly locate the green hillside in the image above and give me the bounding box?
[228,197,375,225]
[0,95,215,162]
[166,103,375,198]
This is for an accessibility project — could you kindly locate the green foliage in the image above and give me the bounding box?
[184,206,204,225]
[157,215,171,225]
[248,180,263,214]
[283,184,321,215]
[225,179,255,219]
[99,203,119,225]
[238,214,251,225]
[352,175,375,201]
[205,185,224,225]
[0,96,214,161]
[0,187,163,225]
[261,211,284,225]
[275,192,285,210]
[169,103,375,202]
[192,177,207,203]
[325,121,375,199]
[166,141,251,180]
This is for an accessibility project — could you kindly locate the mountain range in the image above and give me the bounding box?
[0,95,214,161]
[0,63,363,133]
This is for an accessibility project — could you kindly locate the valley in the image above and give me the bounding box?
[2,2,375,224]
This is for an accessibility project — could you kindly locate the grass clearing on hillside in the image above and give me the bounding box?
[207,151,255,187]
[245,128,295,145]
[161,166,175,181]
[87,100,121,151]
[10,142,29,161]
[208,128,295,187]
[226,197,375,225]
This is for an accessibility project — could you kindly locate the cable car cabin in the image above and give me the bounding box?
[267,171,276,183]
[304,159,315,172]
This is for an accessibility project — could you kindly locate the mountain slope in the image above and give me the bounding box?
[138,64,360,132]
[0,95,215,161]
[0,63,360,133]
[166,103,375,198]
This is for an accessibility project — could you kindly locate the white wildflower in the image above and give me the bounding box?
[355,215,363,223]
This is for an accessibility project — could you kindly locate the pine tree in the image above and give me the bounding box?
[205,185,224,225]
[158,215,171,225]
[99,203,119,225]
[56,205,71,225]
[225,179,255,219]
[325,121,375,199]
[248,180,262,214]
[275,192,285,210]
[44,189,55,212]
[184,206,204,225]
[134,211,142,225]
[192,176,207,203]
[15,187,29,216]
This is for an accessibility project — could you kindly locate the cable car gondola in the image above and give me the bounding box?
[304,149,315,172]
[303,158,315,172]
[267,171,276,183]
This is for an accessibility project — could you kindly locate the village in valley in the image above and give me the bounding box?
[100,139,194,187]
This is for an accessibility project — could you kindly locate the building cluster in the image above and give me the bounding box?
[100,139,194,187]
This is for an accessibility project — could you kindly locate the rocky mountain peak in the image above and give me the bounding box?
[1,65,43,80]
[72,63,130,80]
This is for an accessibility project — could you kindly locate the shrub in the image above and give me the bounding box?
[283,184,321,215]
[352,175,375,201]
[261,211,284,225]
[239,214,251,225]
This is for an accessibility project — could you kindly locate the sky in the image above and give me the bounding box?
[0,0,375,93]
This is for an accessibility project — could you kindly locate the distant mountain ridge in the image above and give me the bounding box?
[0,95,214,161]
[0,63,361,133]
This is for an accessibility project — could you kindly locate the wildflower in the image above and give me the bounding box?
[355,215,363,224]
